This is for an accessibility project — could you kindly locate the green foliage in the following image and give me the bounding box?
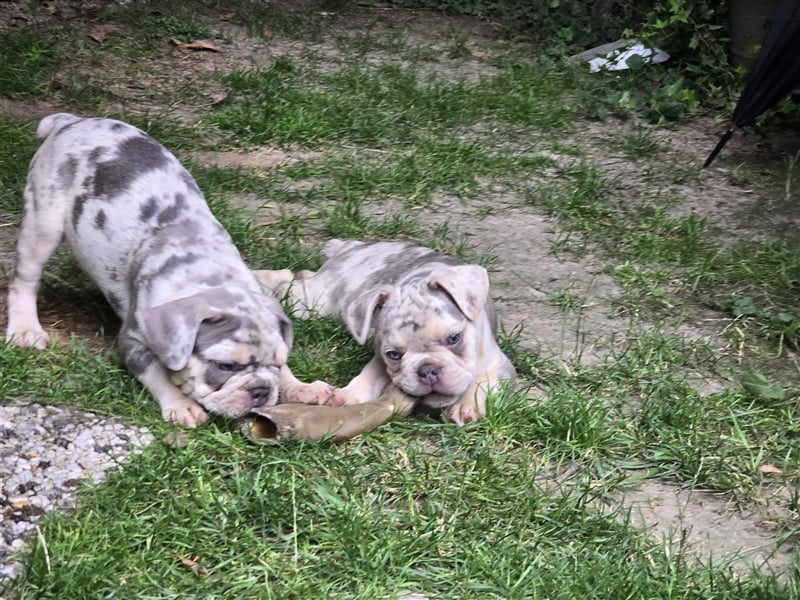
[389,0,631,51]
[0,30,55,98]
[137,15,212,42]
[0,118,37,214]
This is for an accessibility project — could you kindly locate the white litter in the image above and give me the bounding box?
[573,39,670,72]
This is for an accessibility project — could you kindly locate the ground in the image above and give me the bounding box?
[0,0,798,581]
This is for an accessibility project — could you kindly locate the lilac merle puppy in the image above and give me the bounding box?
[5,113,337,427]
[255,240,516,425]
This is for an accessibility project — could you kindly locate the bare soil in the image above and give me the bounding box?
[1,0,798,576]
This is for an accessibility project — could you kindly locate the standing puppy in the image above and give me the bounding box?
[256,239,516,424]
[5,113,336,427]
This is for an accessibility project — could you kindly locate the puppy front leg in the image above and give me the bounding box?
[337,356,392,405]
[279,364,344,406]
[137,362,209,427]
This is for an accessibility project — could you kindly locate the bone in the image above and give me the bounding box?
[242,385,417,444]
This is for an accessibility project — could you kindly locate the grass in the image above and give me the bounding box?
[1,0,800,597]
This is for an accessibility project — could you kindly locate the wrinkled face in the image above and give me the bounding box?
[376,290,477,409]
[168,311,290,418]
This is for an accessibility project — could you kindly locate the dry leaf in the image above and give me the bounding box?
[169,37,189,53]
[757,463,783,475]
[184,40,221,52]
[43,1,58,15]
[88,25,115,44]
[170,38,221,53]
[464,42,490,60]
[209,91,229,105]
[178,556,205,575]
[219,12,235,21]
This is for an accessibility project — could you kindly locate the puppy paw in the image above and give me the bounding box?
[5,328,50,350]
[284,380,341,406]
[161,400,209,428]
[447,401,484,426]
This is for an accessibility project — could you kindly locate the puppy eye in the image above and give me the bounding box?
[385,350,403,361]
[446,332,462,346]
[213,361,246,373]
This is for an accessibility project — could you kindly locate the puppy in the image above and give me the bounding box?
[255,239,516,424]
[5,113,336,427]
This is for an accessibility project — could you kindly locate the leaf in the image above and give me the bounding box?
[169,36,189,53]
[463,42,489,61]
[88,25,116,44]
[178,556,205,575]
[741,372,786,401]
[169,38,221,53]
[731,296,757,317]
[184,40,222,52]
[757,463,783,475]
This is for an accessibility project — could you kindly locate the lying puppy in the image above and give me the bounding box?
[255,239,516,424]
[5,113,336,427]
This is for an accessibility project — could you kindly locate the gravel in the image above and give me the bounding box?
[0,400,154,582]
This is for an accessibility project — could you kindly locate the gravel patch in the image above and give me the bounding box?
[0,400,154,582]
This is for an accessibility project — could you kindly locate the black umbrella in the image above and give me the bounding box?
[704,0,800,167]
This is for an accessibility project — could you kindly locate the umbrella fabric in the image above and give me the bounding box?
[704,0,800,167]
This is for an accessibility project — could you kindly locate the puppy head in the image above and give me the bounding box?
[346,264,490,408]
[142,288,292,418]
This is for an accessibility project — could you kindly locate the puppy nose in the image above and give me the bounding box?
[417,364,440,385]
[249,386,273,407]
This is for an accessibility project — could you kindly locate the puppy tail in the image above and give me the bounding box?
[37,113,82,140]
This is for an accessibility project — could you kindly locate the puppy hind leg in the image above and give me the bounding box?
[251,269,322,319]
[5,193,68,348]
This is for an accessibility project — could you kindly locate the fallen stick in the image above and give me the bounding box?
[242,385,418,444]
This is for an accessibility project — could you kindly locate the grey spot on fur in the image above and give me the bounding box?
[57,156,78,188]
[180,170,202,195]
[203,366,232,391]
[157,193,188,225]
[107,292,122,314]
[329,281,347,305]
[93,135,169,198]
[94,209,106,230]
[52,120,79,137]
[433,298,465,321]
[72,193,89,227]
[201,274,226,287]
[398,319,423,332]
[139,197,158,222]
[88,146,108,165]
[118,333,155,375]
[195,315,245,353]
[110,122,126,132]
[153,253,201,280]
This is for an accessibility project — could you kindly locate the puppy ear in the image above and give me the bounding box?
[429,265,490,321]
[344,285,393,344]
[142,296,221,371]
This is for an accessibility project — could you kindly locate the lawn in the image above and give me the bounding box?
[0,0,798,598]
